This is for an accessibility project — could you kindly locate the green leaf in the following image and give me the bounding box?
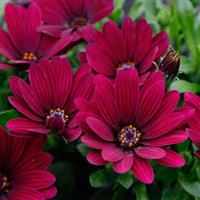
[133,183,148,200]
[169,80,200,93]
[179,176,200,197]
[76,143,91,157]
[0,109,21,127]
[89,169,115,188]
[116,173,133,189]
[179,56,194,74]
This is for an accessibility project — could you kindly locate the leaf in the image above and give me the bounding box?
[179,56,194,74]
[179,176,200,197]
[169,80,200,93]
[116,173,133,189]
[133,183,148,200]
[0,109,21,127]
[49,161,76,200]
[89,169,115,188]
[77,143,91,157]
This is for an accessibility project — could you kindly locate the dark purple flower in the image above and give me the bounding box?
[34,0,114,58]
[77,68,193,184]
[7,57,94,141]
[0,3,57,70]
[86,17,169,78]
[0,126,56,199]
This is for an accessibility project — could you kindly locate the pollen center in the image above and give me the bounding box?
[0,173,10,193]
[117,125,142,151]
[70,17,87,29]
[23,52,37,61]
[117,61,135,71]
[46,108,69,123]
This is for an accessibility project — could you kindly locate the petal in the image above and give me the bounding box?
[6,118,49,135]
[155,149,185,167]
[81,134,108,149]
[113,153,133,174]
[86,44,115,76]
[8,187,44,200]
[5,3,26,54]
[0,29,18,60]
[115,68,139,124]
[87,117,114,142]
[40,186,57,200]
[15,170,56,189]
[131,155,154,184]
[188,128,200,147]
[95,75,120,129]
[194,150,200,158]
[144,130,188,146]
[88,0,114,23]
[143,112,190,139]
[87,151,107,166]
[135,146,166,159]
[25,3,42,52]
[9,96,43,122]
[185,92,200,112]
[136,81,165,127]
[101,145,124,162]
[64,127,82,142]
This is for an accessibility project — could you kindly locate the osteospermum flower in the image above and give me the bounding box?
[7,57,94,141]
[35,0,114,58]
[86,17,169,78]
[76,68,193,184]
[184,92,200,158]
[0,3,57,70]
[0,126,56,199]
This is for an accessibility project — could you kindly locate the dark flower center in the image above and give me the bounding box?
[117,61,135,71]
[117,125,142,151]
[46,108,69,131]
[23,52,37,61]
[0,173,10,194]
[70,17,88,29]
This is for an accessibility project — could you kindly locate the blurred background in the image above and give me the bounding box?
[1,0,200,199]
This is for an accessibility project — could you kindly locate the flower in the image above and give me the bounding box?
[159,47,180,78]
[35,0,114,58]
[0,3,57,70]
[7,57,94,141]
[76,68,193,184]
[0,126,56,199]
[86,17,169,78]
[184,92,200,158]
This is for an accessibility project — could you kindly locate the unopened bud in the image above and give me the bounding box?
[159,47,180,78]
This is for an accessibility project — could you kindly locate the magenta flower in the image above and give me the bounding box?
[86,18,169,77]
[76,68,193,184]
[7,57,94,141]
[35,0,114,58]
[0,3,57,70]
[184,92,200,158]
[0,126,56,199]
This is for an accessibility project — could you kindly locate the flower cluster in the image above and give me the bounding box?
[0,0,200,199]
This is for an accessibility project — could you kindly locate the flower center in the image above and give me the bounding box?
[46,108,69,131]
[117,125,142,151]
[0,173,10,193]
[46,108,69,123]
[23,52,37,61]
[70,17,87,29]
[117,61,135,71]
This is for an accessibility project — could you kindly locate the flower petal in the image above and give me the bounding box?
[101,145,124,162]
[135,146,166,159]
[131,155,154,184]
[155,149,185,167]
[113,153,133,174]
[87,117,114,142]
[87,151,107,166]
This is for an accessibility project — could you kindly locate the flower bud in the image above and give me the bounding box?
[159,47,180,78]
